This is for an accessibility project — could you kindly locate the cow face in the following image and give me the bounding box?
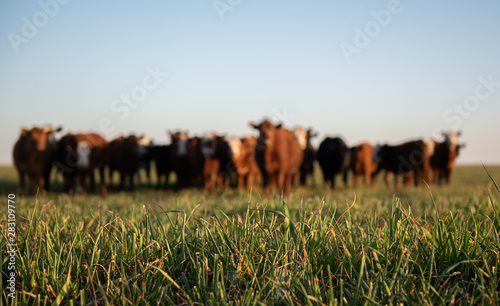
[443,131,461,150]
[201,133,218,158]
[21,127,48,151]
[228,137,242,159]
[19,125,61,152]
[373,144,382,163]
[170,131,189,156]
[293,127,308,151]
[250,119,276,149]
[76,141,91,167]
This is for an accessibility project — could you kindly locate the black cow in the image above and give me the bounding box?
[373,140,426,188]
[317,137,350,189]
[149,144,173,189]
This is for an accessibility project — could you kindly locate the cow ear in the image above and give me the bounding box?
[20,128,28,136]
[276,123,282,129]
[249,122,259,129]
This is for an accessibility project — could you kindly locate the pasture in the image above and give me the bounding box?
[1,165,500,305]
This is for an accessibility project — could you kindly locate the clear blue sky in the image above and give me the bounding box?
[1,0,499,165]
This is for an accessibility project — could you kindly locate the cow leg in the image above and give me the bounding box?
[362,171,369,187]
[238,173,245,191]
[28,174,37,196]
[393,173,400,189]
[369,171,378,187]
[18,171,26,197]
[300,169,307,186]
[330,174,335,189]
[384,171,391,187]
[43,164,52,192]
[283,172,293,195]
[247,173,254,192]
[342,170,349,187]
[89,169,97,193]
[414,168,423,187]
[277,170,287,194]
[353,173,360,187]
[77,172,88,195]
[119,172,126,191]
[98,166,107,195]
[129,172,135,192]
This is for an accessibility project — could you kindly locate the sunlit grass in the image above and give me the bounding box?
[1,166,499,305]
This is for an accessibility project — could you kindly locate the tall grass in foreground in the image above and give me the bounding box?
[0,167,499,305]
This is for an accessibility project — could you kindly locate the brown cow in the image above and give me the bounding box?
[109,135,141,191]
[228,136,262,191]
[13,125,61,196]
[55,132,109,195]
[430,132,464,184]
[201,133,232,192]
[345,142,379,187]
[250,119,303,195]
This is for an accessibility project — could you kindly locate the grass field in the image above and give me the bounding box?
[1,165,500,305]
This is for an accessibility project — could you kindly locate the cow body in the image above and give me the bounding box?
[201,133,232,192]
[430,132,463,184]
[228,136,262,191]
[149,144,173,189]
[109,135,141,191]
[345,142,379,187]
[374,140,427,188]
[170,132,205,190]
[293,127,317,187]
[13,126,61,195]
[56,132,109,195]
[251,119,303,195]
[317,137,350,189]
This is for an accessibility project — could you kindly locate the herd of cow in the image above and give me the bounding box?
[12,119,464,197]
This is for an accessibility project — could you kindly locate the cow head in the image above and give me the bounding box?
[293,127,308,151]
[228,137,242,159]
[20,125,62,152]
[442,131,461,150]
[373,144,385,163]
[201,132,218,158]
[169,131,189,156]
[250,119,276,150]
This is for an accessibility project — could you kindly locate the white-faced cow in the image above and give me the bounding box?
[56,132,109,195]
[430,131,464,184]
